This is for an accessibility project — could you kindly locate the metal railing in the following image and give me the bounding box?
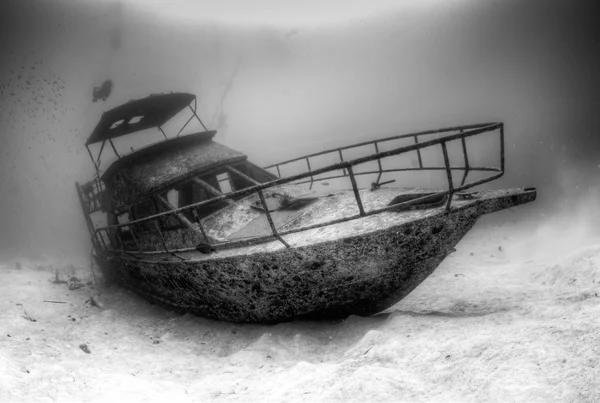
[79,176,106,214]
[82,122,505,259]
[264,122,504,189]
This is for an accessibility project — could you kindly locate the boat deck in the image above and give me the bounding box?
[126,187,531,263]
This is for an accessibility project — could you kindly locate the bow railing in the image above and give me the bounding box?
[78,122,504,259]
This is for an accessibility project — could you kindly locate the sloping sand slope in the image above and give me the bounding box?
[1,217,599,402]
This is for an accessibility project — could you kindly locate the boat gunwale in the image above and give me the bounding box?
[97,186,536,261]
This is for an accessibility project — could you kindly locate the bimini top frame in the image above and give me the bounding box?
[84,92,207,178]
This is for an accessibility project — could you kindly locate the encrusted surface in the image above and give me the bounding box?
[95,187,536,323]
[104,138,246,210]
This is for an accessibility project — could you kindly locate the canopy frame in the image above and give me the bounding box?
[85,93,208,177]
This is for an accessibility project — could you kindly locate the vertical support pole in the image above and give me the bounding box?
[374,142,382,184]
[191,208,210,244]
[98,230,109,250]
[128,223,142,251]
[114,227,124,250]
[347,165,365,216]
[151,197,165,231]
[460,131,470,187]
[96,140,106,167]
[153,220,170,253]
[441,142,454,212]
[226,165,290,248]
[158,126,168,140]
[500,123,505,173]
[75,182,94,233]
[91,233,100,253]
[414,136,423,168]
[306,157,313,190]
[276,165,281,178]
[338,149,347,176]
[127,207,142,251]
[86,145,101,179]
[257,190,290,248]
[108,138,120,158]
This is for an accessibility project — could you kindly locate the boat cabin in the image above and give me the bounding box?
[83,93,277,250]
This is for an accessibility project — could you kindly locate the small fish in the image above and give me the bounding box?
[321,182,329,186]
[195,242,217,254]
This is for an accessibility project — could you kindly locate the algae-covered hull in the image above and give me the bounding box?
[77,108,536,323]
[93,188,535,323]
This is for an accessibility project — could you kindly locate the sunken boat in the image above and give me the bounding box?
[76,92,536,323]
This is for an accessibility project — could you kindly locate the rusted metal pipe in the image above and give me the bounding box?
[347,165,365,216]
[460,135,470,187]
[257,190,291,248]
[441,142,454,212]
[414,136,423,168]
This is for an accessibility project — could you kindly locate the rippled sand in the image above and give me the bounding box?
[2,215,599,402]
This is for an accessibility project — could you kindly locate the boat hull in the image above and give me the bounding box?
[93,188,535,323]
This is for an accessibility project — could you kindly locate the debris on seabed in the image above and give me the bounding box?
[51,270,67,284]
[67,276,84,290]
[22,309,37,322]
[85,296,104,310]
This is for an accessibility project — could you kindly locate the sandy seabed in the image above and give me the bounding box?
[1,216,599,403]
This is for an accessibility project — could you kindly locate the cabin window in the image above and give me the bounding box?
[174,174,233,221]
[110,119,125,129]
[217,172,233,194]
[228,163,271,190]
[129,115,143,124]
[127,165,272,232]
[117,212,130,227]
[167,189,179,207]
[115,211,136,243]
[128,164,275,234]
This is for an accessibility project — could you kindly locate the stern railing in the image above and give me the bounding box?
[78,176,106,215]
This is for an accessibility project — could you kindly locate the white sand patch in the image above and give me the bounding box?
[1,218,599,402]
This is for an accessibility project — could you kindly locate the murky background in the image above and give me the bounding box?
[1,0,598,258]
[1,1,599,401]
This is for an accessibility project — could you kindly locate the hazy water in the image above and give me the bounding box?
[1,5,599,401]
[2,217,600,402]
[0,0,598,263]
